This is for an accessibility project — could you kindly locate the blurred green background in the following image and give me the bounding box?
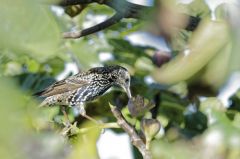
[1,0,240,159]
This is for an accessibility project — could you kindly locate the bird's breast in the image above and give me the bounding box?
[67,83,112,105]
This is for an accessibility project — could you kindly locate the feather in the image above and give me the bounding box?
[34,76,90,97]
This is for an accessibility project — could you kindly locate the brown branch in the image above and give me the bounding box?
[60,0,150,39]
[109,104,152,159]
[59,0,200,38]
[59,0,149,18]
[63,13,123,38]
[59,0,98,6]
[104,0,148,17]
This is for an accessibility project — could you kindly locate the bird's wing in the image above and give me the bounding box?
[34,76,90,97]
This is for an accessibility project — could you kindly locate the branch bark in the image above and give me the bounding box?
[63,13,123,38]
[59,0,99,6]
[59,0,201,38]
[109,104,152,159]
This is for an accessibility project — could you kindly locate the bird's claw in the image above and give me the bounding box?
[61,122,78,137]
[63,121,71,127]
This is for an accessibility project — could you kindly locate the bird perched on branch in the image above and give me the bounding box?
[34,65,132,124]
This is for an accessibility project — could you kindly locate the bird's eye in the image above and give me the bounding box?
[125,78,129,83]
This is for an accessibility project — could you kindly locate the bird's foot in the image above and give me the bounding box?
[63,120,71,127]
[61,122,78,137]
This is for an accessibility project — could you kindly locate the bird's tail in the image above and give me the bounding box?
[38,100,48,107]
[33,90,45,97]
[33,90,48,107]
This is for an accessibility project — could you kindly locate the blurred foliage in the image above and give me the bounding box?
[0,0,62,61]
[1,0,240,159]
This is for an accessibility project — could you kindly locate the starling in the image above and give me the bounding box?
[35,65,131,123]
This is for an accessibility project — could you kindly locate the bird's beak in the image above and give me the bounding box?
[123,86,132,99]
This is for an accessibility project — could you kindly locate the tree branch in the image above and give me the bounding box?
[104,0,149,18]
[59,0,98,6]
[63,13,123,38]
[109,104,152,159]
[59,0,201,38]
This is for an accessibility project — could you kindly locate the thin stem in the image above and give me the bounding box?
[59,0,97,6]
[63,13,123,38]
[146,138,151,151]
[76,122,120,134]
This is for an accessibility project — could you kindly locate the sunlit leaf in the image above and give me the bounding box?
[68,122,101,159]
[152,19,230,84]
[0,0,62,61]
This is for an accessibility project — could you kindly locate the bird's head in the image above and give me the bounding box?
[113,66,132,99]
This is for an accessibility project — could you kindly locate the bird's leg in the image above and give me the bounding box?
[60,106,79,137]
[61,106,71,127]
[76,104,101,124]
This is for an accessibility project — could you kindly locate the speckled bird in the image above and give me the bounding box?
[35,65,131,122]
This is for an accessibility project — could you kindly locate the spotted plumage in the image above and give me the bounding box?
[35,66,131,110]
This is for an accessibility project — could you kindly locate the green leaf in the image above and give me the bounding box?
[4,61,22,76]
[202,43,232,89]
[69,40,99,69]
[27,59,40,73]
[68,122,101,159]
[152,19,229,84]
[0,0,61,61]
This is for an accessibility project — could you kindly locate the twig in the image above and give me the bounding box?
[109,104,152,159]
[59,0,201,38]
[63,13,123,38]
[59,0,98,6]
[77,122,120,133]
[61,0,150,38]
[61,122,120,136]
[146,139,151,150]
